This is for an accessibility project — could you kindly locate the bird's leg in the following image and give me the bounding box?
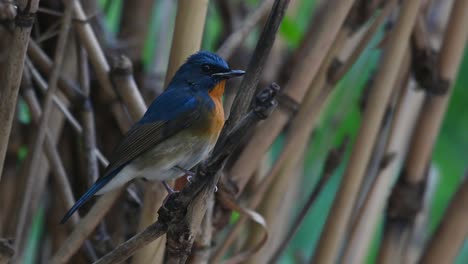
[174,165,195,183]
[162,180,175,194]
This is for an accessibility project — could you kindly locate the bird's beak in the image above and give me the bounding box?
[212,69,245,79]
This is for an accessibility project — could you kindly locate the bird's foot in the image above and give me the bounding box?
[162,180,175,194]
[214,185,218,192]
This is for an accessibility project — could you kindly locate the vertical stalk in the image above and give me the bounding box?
[312,1,423,262]
[378,0,468,261]
[164,0,210,84]
[419,177,468,264]
[0,0,39,179]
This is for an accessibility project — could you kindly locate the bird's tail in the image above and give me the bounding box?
[60,172,115,224]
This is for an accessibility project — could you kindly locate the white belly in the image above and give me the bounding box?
[96,131,216,194]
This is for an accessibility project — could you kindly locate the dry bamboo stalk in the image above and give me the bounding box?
[22,85,80,226]
[0,0,39,179]
[312,1,423,262]
[402,167,438,264]
[212,29,349,261]
[330,0,397,83]
[118,0,155,63]
[27,60,109,167]
[341,80,425,264]
[78,45,100,184]
[419,177,468,263]
[228,0,356,194]
[404,0,468,185]
[350,46,411,224]
[50,190,123,264]
[135,1,209,263]
[50,2,150,260]
[378,0,468,261]
[13,1,75,260]
[164,0,209,85]
[110,55,147,121]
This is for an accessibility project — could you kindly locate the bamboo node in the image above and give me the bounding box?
[386,172,426,224]
[411,42,450,95]
[276,92,298,115]
[14,5,35,28]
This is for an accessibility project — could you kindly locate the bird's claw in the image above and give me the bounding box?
[162,180,175,194]
[214,185,218,192]
[186,175,193,183]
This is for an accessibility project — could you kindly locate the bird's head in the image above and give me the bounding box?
[169,51,245,92]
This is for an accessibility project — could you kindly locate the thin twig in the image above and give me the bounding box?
[220,0,289,140]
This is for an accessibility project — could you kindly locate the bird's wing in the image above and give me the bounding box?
[60,90,205,223]
[103,91,203,177]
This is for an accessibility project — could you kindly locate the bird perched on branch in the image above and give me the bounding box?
[61,51,244,223]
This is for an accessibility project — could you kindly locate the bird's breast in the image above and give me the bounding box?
[193,80,226,140]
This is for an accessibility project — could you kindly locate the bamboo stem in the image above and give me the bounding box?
[419,177,468,263]
[0,0,39,179]
[164,0,210,85]
[378,0,468,261]
[228,0,356,194]
[311,1,423,262]
[13,1,74,259]
[405,0,468,184]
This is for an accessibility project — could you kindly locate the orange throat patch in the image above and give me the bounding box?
[208,80,226,136]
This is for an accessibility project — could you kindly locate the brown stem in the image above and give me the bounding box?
[220,0,290,140]
[404,0,468,185]
[419,176,468,263]
[228,0,356,195]
[311,1,423,262]
[164,0,210,85]
[0,0,39,179]
[109,55,147,121]
[13,1,74,258]
[269,139,349,263]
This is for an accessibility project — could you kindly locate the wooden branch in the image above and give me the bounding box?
[221,0,289,139]
[93,84,279,264]
[0,0,39,179]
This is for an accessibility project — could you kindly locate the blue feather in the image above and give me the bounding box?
[60,168,121,224]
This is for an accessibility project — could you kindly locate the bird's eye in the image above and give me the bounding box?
[201,64,211,73]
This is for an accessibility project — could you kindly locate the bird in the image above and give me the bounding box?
[60,51,245,223]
